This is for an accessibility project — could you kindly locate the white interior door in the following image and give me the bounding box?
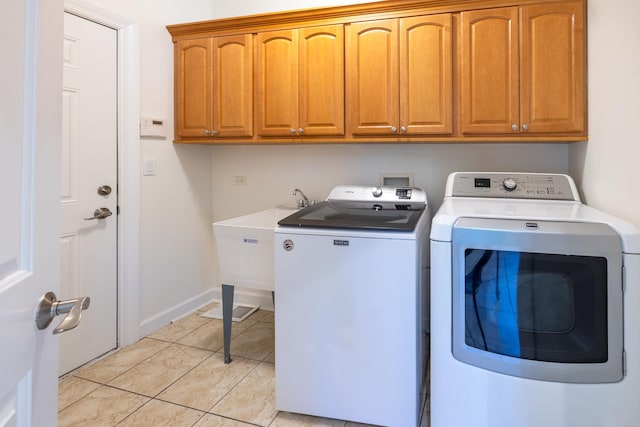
[60,12,118,375]
[0,0,63,425]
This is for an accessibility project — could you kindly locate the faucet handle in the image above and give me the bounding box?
[297,199,306,208]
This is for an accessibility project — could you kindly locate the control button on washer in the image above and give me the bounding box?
[503,178,517,191]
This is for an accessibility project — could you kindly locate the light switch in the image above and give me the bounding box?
[143,158,156,176]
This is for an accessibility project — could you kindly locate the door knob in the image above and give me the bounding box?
[35,292,90,334]
[84,207,113,220]
[97,185,112,196]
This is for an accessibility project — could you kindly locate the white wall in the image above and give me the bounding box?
[210,144,568,221]
[211,0,377,19]
[569,0,640,228]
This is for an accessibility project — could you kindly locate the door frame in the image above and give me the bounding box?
[64,0,140,348]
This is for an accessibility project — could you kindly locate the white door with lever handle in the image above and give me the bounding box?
[59,12,118,375]
[0,0,62,423]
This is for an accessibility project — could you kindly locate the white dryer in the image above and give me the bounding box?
[430,172,640,427]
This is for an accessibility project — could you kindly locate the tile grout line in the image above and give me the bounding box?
[59,310,277,425]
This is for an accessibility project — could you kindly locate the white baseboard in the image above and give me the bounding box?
[138,286,274,338]
[138,288,216,337]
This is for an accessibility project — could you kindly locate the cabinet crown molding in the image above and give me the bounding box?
[167,0,578,40]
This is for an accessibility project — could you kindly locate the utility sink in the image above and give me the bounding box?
[212,207,297,291]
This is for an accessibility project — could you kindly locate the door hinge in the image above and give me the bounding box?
[117,205,120,215]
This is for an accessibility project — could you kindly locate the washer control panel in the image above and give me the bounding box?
[328,185,427,209]
[450,172,579,200]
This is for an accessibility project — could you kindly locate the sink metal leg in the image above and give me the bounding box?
[222,284,234,364]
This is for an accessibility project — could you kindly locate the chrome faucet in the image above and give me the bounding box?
[293,188,310,208]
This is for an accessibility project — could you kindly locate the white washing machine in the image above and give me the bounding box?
[275,185,431,427]
[430,172,640,427]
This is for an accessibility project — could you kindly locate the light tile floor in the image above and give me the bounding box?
[59,303,431,426]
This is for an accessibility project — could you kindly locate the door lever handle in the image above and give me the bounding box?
[84,207,112,220]
[36,292,91,334]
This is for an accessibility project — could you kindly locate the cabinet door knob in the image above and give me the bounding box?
[522,124,529,131]
[211,129,219,135]
[511,124,519,132]
[391,126,398,133]
[400,126,407,133]
[289,128,296,135]
[298,128,304,134]
[204,130,211,135]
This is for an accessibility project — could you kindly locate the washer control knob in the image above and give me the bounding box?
[503,177,517,191]
[372,186,383,197]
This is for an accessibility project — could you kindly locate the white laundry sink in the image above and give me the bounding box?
[213,207,297,291]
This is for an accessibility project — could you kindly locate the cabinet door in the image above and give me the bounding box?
[299,25,344,136]
[213,34,253,137]
[256,29,299,137]
[460,8,519,134]
[400,14,452,135]
[348,19,399,135]
[520,1,585,133]
[175,38,212,138]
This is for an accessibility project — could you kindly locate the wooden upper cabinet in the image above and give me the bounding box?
[400,14,452,135]
[520,1,585,133]
[460,1,585,135]
[348,19,399,135]
[175,38,213,138]
[174,35,253,139]
[299,26,345,136]
[348,15,452,136]
[256,29,299,137]
[212,34,253,137]
[168,0,586,143]
[460,8,519,134]
[256,25,344,137]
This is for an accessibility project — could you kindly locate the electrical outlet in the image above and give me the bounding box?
[233,176,247,186]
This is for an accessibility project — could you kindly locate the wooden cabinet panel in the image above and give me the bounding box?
[256,30,299,137]
[348,19,399,135]
[460,1,585,135]
[213,34,253,137]
[460,8,519,134]
[349,15,452,136]
[257,25,344,137]
[175,39,212,138]
[520,1,585,133]
[175,35,253,139]
[400,14,452,135]
[299,26,344,136]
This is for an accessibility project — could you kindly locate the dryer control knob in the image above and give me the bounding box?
[372,186,383,197]
[503,177,517,191]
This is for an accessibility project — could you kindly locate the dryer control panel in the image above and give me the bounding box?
[449,172,579,201]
